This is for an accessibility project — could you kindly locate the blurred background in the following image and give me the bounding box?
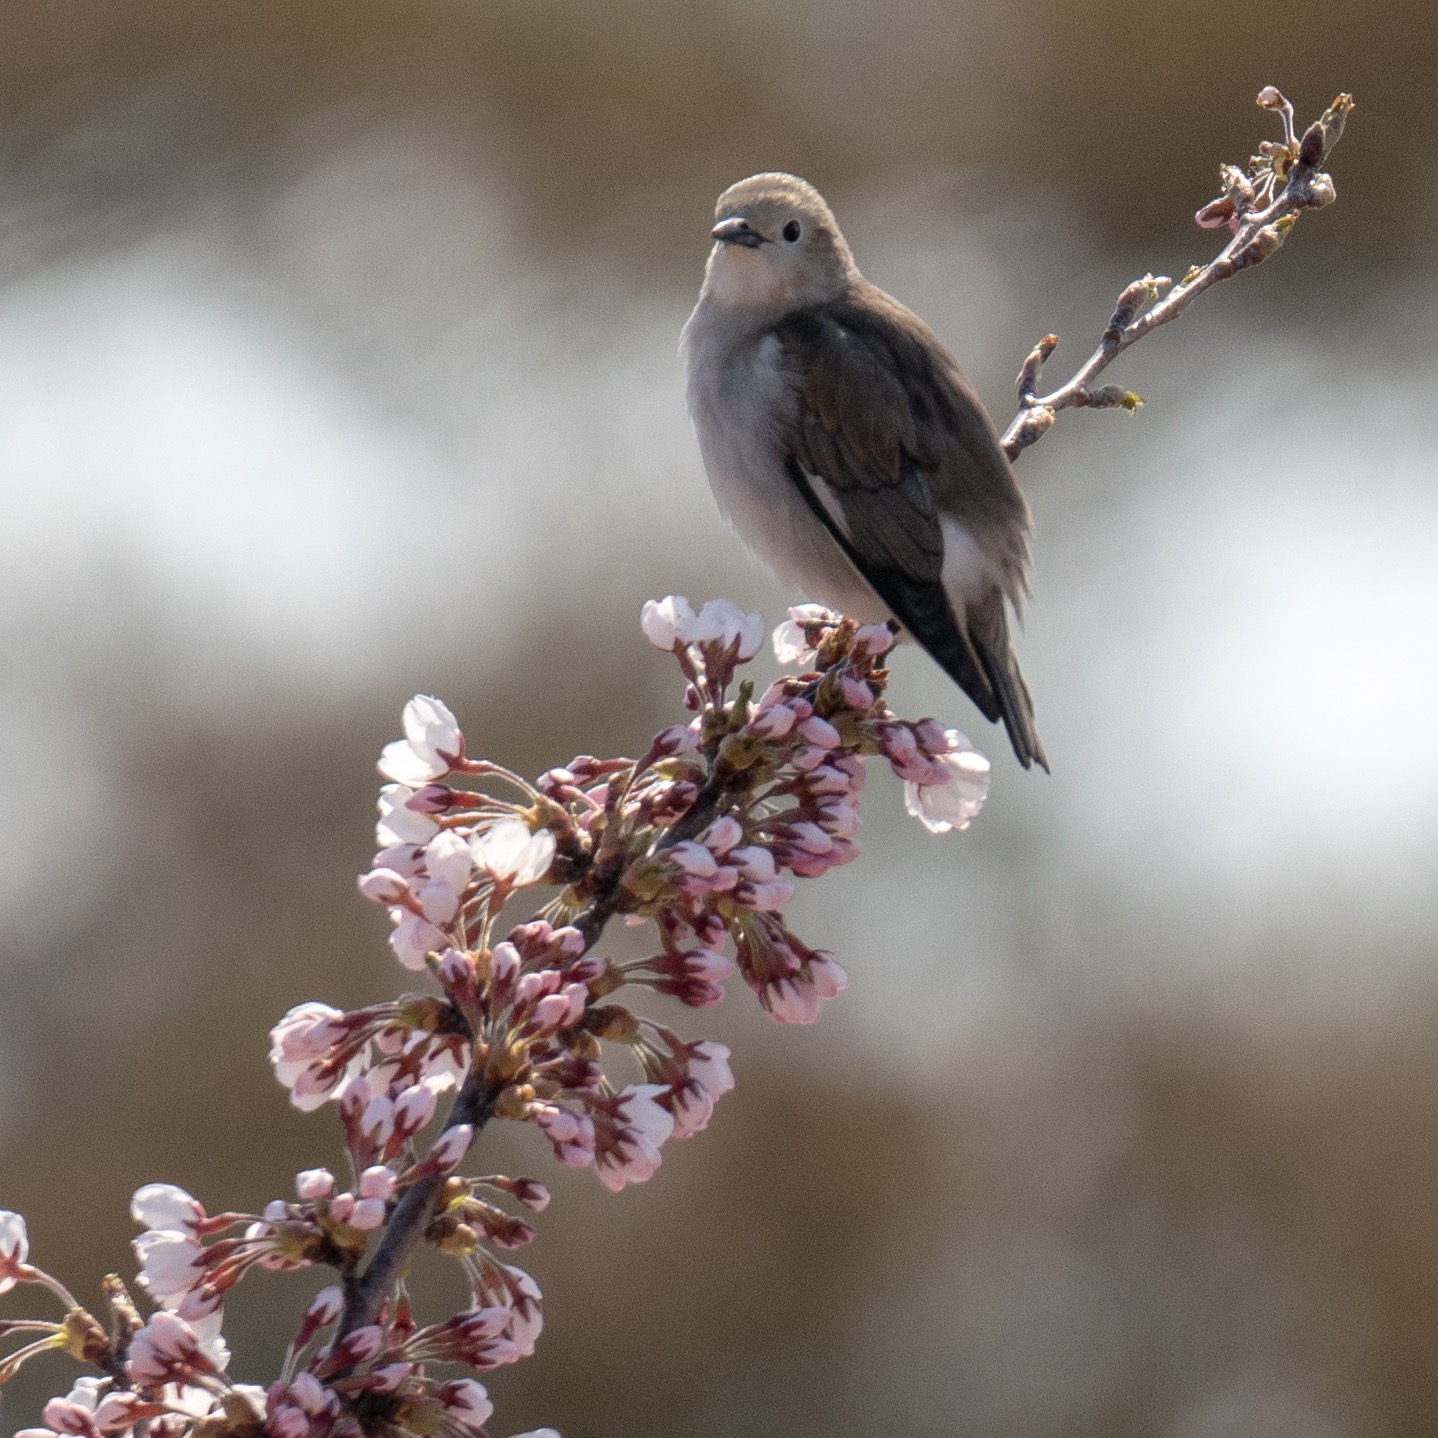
[0,1,1435,1434]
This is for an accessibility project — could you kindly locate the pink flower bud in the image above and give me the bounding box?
[728,845,775,882]
[687,1040,736,1097]
[357,868,410,904]
[786,822,834,855]
[268,1405,309,1438]
[437,947,476,988]
[907,718,941,753]
[797,715,841,748]
[296,1168,335,1200]
[394,1083,439,1135]
[738,877,794,912]
[408,783,456,813]
[565,955,606,985]
[438,1378,494,1431]
[839,673,875,709]
[702,816,743,855]
[528,993,573,1035]
[428,1124,474,1172]
[667,841,718,878]
[331,1324,384,1366]
[349,1198,386,1231]
[807,953,848,998]
[489,942,521,986]
[853,623,894,656]
[359,1166,396,1201]
[305,1287,344,1327]
[653,724,700,756]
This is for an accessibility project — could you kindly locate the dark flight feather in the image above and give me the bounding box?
[773,289,1048,770]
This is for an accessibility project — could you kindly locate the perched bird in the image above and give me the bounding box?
[681,172,1047,770]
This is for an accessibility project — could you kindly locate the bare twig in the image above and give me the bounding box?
[1001,87,1353,461]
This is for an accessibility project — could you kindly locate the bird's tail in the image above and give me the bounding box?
[966,593,1048,772]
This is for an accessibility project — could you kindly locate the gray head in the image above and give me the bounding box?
[702,172,857,314]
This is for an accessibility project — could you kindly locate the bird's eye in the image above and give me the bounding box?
[782,220,801,243]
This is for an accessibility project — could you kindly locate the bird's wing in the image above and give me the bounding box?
[772,290,1047,769]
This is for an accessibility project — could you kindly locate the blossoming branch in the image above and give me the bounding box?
[0,599,990,1438]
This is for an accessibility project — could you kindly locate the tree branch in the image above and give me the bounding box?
[1001,88,1353,462]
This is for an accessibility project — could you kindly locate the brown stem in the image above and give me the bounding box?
[332,763,732,1344]
[999,89,1352,462]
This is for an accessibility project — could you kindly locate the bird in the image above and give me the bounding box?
[681,171,1047,771]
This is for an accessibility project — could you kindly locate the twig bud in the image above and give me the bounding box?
[1015,334,1058,400]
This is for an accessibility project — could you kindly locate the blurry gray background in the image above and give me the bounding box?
[1,1,1436,1435]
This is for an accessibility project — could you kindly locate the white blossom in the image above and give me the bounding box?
[903,732,991,833]
[691,598,766,658]
[0,1210,29,1292]
[378,695,464,787]
[376,784,440,847]
[469,820,556,888]
[640,595,697,650]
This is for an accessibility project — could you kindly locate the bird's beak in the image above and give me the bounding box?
[711,217,767,249]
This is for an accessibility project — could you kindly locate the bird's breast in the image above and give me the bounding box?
[681,305,889,624]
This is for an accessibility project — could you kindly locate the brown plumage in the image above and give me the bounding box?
[682,172,1047,770]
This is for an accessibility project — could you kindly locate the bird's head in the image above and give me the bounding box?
[703,172,857,314]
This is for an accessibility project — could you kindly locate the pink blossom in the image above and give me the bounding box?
[373,842,425,878]
[304,1286,344,1328]
[595,1129,664,1193]
[270,1003,349,1064]
[653,723,700,756]
[616,1085,676,1147]
[289,1372,334,1417]
[805,764,852,795]
[817,798,861,838]
[359,1166,397,1202]
[728,845,776,882]
[330,1324,384,1367]
[360,1094,396,1149]
[267,1404,309,1438]
[349,1199,385,1230]
[760,955,848,1025]
[839,673,875,709]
